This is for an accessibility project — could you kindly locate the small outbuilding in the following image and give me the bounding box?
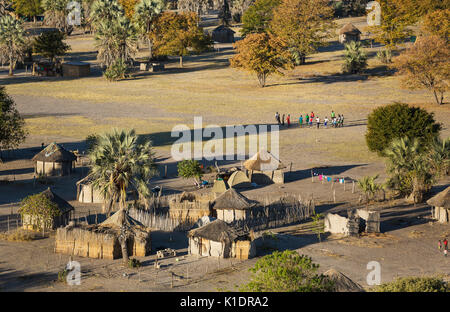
[339,23,361,44]
[62,61,90,78]
[22,187,74,230]
[211,25,235,43]
[76,174,104,204]
[188,219,256,259]
[324,208,380,236]
[212,188,255,223]
[55,209,151,259]
[427,187,449,223]
[244,150,286,184]
[32,142,77,176]
[168,192,213,221]
[227,170,251,189]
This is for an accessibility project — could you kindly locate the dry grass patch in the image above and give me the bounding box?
[0,229,42,242]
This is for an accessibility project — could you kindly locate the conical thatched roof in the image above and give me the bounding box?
[212,25,235,34]
[228,170,251,188]
[40,187,74,214]
[32,142,77,162]
[243,150,285,171]
[339,23,361,35]
[323,269,365,292]
[212,188,254,210]
[188,219,239,242]
[212,179,229,193]
[427,187,450,208]
[100,209,144,229]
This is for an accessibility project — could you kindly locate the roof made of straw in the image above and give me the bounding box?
[243,150,286,171]
[188,219,244,242]
[323,269,365,292]
[212,25,235,34]
[212,188,254,210]
[100,209,146,229]
[32,142,77,162]
[339,23,361,35]
[41,187,74,214]
[427,187,450,208]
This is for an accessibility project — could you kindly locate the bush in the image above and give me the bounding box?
[18,192,61,231]
[342,41,367,74]
[373,276,448,292]
[365,102,441,156]
[0,229,38,242]
[128,258,142,269]
[377,49,392,64]
[104,59,128,81]
[240,250,334,292]
[177,160,203,182]
[58,269,69,283]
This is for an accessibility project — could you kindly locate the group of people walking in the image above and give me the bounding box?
[438,238,448,257]
[275,111,344,129]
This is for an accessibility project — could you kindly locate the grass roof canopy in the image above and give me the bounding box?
[32,142,77,162]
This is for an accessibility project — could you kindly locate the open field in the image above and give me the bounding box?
[0,16,449,292]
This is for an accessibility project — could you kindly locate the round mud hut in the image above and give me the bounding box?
[32,142,77,176]
[211,188,255,223]
[211,25,235,43]
[76,174,103,204]
[339,23,361,44]
[427,187,449,223]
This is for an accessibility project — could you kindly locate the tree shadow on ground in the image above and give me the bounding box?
[380,203,430,232]
[285,164,367,183]
[0,267,57,291]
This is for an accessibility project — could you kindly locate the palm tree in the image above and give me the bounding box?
[0,15,25,76]
[133,0,165,60]
[342,41,367,74]
[88,128,157,215]
[384,137,433,203]
[90,0,123,30]
[357,175,382,204]
[42,0,70,31]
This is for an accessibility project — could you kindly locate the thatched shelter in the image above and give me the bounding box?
[212,179,229,193]
[228,170,251,189]
[244,150,286,184]
[168,192,213,221]
[211,25,235,43]
[212,188,255,223]
[76,174,103,203]
[55,210,151,259]
[323,269,365,292]
[188,219,256,259]
[32,142,77,176]
[339,23,361,44]
[22,188,74,230]
[62,61,90,78]
[427,187,450,223]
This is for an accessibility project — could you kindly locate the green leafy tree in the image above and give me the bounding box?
[241,0,281,36]
[373,276,448,292]
[342,40,367,74]
[365,102,441,156]
[240,250,334,292]
[0,15,26,76]
[392,35,449,105]
[311,212,324,242]
[33,30,70,63]
[12,0,43,22]
[230,32,293,87]
[133,0,165,60]
[177,159,203,184]
[150,11,212,67]
[0,86,27,159]
[88,128,157,215]
[18,193,61,231]
[270,0,335,65]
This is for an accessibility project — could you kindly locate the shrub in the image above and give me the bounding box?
[357,175,383,203]
[373,276,448,292]
[58,268,69,283]
[342,41,367,74]
[128,258,142,269]
[240,250,334,292]
[377,49,392,64]
[0,229,38,242]
[365,102,441,156]
[177,159,203,183]
[104,59,128,81]
[18,192,61,231]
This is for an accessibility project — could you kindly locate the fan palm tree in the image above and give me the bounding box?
[42,0,70,31]
[0,15,25,76]
[133,0,165,60]
[88,128,157,215]
[342,41,367,74]
[90,0,123,30]
[357,175,382,204]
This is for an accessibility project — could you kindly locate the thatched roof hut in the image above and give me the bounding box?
[427,187,450,223]
[323,269,365,292]
[212,179,229,193]
[22,187,74,230]
[228,170,251,188]
[188,219,255,259]
[55,210,151,259]
[211,25,235,43]
[244,150,285,172]
[32,142,77,176]
[339,23,361,44]
[212,188,255,223]
[76,174,103,203]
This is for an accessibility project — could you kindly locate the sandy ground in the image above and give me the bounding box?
[0,16,449,291]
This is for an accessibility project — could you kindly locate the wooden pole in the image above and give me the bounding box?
[352,181,355,194]
[7,216,10,233]
[333,189,336,203]
[164,165,167,178]
[311,170,314,183]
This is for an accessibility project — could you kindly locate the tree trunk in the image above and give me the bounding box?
[148,38,153,60]
[8,54,13,76]
[118,231,129,265]
[179,55,183,68]
[257,72,266,88]
[433,90,442,105]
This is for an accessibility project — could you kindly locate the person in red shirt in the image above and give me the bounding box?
[287,114,290,128]
[311,111,315,119]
